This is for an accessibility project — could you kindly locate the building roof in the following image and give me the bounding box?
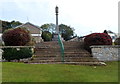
[15,22,41,31]
[15,22,42,34]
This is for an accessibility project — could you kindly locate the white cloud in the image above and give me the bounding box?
[0,0,119,36]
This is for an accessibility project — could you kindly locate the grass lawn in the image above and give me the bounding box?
[1,61,118,82]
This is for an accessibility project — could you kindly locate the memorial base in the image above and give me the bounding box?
[52,33,58,41]
[52,33,64,41]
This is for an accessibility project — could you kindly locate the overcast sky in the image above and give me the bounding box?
[0,0,119,36]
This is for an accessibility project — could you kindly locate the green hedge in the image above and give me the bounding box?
[2,48,33,62]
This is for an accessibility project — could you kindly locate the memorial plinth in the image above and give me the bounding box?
[52,33,59,41]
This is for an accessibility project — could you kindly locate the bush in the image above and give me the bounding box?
[2,27,31,46]
[2,48,33,62]
[41,31,52,41]
[2,27,34,61]
[114,37,120,45]
[84,33,112,53]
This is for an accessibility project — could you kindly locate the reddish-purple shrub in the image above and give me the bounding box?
[84,33,112,53]
[2,27,31,46]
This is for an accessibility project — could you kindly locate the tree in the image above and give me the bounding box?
[59,24,74,41]
[41,31,52,41]
[40,23,75,41]
[1,20,22,32]
[40,23,56,33]
[10,20,22,28]
[1,20,12,32]
[40,23,55,41]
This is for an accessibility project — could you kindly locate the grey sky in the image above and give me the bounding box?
[0,0,119,36]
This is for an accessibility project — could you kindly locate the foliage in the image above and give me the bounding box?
[114,37,120,45]
[40,23,56,33]
[84,33,112,53]
[1,20,12,32]
[2,27,33,61]
[40,23,75,41]
[59,24,74,41]
[103,30,108,34]
[2,48,33,62]
[41,31,52,41]
[1,20,22,32]
[10,20,22,28]
[2,27,31,46]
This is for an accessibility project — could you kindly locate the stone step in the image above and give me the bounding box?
[35,48,88,52]
[35,51,90,54]
[64,49,88,52]
[63,41,83,44]
[34,53,91,57]
[35,48,60,52]
[36,41,58,44]
[28,61,106,66]
[35,46,60,49]
[37,41,81,45]
[64,47,84,49]
[63,42,83,45]
[33,56,95,60]
[28,60,61,63]
[34,54,61,57]
[35,46,84,49]
[28,61,105,66]
[63,62,106,66]
[63,44,82,46]
[30,57,98,63]
[28,57,99,63]
[64,58,98,62]
[63,42,84,47]
[35,42,83,48]
[35,48,89,51]
[33,55,93,60]
[35,46,82,49]
[33,55,92,58]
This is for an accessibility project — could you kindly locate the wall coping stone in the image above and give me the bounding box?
[90,45,120,48]
[0,46,35,48]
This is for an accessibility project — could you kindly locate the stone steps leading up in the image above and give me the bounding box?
[28,41,101,65]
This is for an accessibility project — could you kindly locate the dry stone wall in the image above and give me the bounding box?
[91,45,120,61]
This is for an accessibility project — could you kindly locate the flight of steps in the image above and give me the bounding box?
[28,41,103,65]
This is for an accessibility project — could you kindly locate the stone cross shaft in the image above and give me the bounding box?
[55,6,59,34]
